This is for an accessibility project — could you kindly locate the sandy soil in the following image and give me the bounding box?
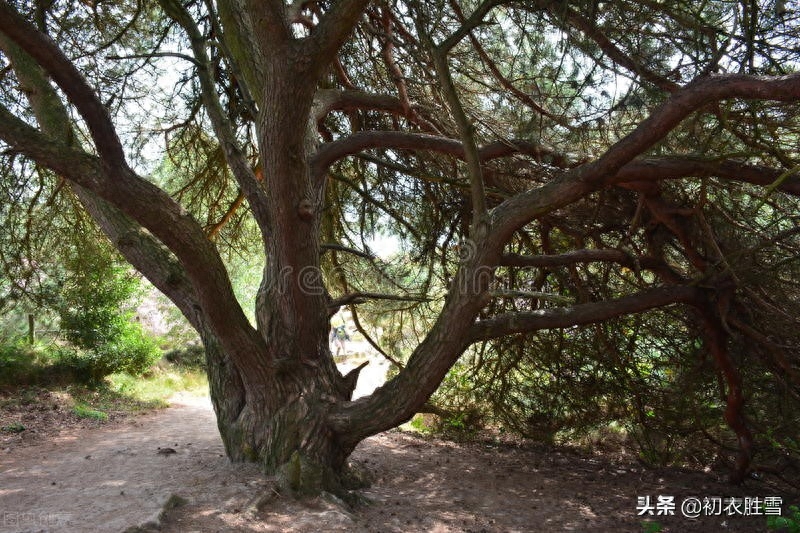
[1,356,797,532]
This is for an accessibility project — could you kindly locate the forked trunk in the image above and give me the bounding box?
[197,74,366,493]
[203,327,364,494]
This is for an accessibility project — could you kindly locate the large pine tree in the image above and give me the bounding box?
[1,0,799,491]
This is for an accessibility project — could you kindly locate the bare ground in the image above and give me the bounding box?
[1,355,797,533]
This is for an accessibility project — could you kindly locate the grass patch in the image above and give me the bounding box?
[67,382,164,414]
[1,422,26,433]
[1,359,209,430]
[108,364,208,404]
[401,413,434,435]
[0,352,209,446]
[72,402,109,421]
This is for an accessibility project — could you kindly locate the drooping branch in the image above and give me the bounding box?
[379,4,415,123]
[448,0,568,127]
[315,131,800,229]
[0,90,267,377]
[348,305,405,369]
[329,171,422,240]
[531,0,680,92]
[470,285,702,341]
[416,3,489,226]
[699,302,754,484]
[157,0,270,231]
[0,2,128,169]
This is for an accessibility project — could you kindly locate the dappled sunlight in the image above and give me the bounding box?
[1,398,791,532]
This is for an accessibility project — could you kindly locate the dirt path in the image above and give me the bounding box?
[0,393,260,533]
[1,363,796,532]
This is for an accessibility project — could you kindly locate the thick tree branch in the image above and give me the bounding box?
[0,100,268,377]
[501,249,632,268]
[489,289,572,304]
[0,6,270,375]
[611,157,800,196]
[328,291,431,310]
[0,2,127,168]
[314,131,800,210]
[306,0,371,78]
[314,131,463,178]
[439,0,501,53]
[698,302,754,483]
[313,131,583,180]
[493,73,800,241]
[589,74,800,181]
[0,33,203,330]
[319,243,374,259]
[501,250,682,282]
[313,88,438,132]
[470,285,702,341]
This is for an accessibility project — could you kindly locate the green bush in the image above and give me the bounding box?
[53,323,160,383]
[0,342,40,386]
[768,505,800,532]
[163,344,206,369]
[57,252,141,351]
[49,240,161,383]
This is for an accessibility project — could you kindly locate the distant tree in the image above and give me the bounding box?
[1,0,798,492]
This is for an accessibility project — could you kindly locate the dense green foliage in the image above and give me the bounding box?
[55,241,160,380]
[0,207,160,384]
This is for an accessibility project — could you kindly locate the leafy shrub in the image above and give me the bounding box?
[53,324,160,383]
[51,241,161,382]
[163,344,206,369]
[767,505,800,532]
[57,250,141,351]
[0,342,41,386]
